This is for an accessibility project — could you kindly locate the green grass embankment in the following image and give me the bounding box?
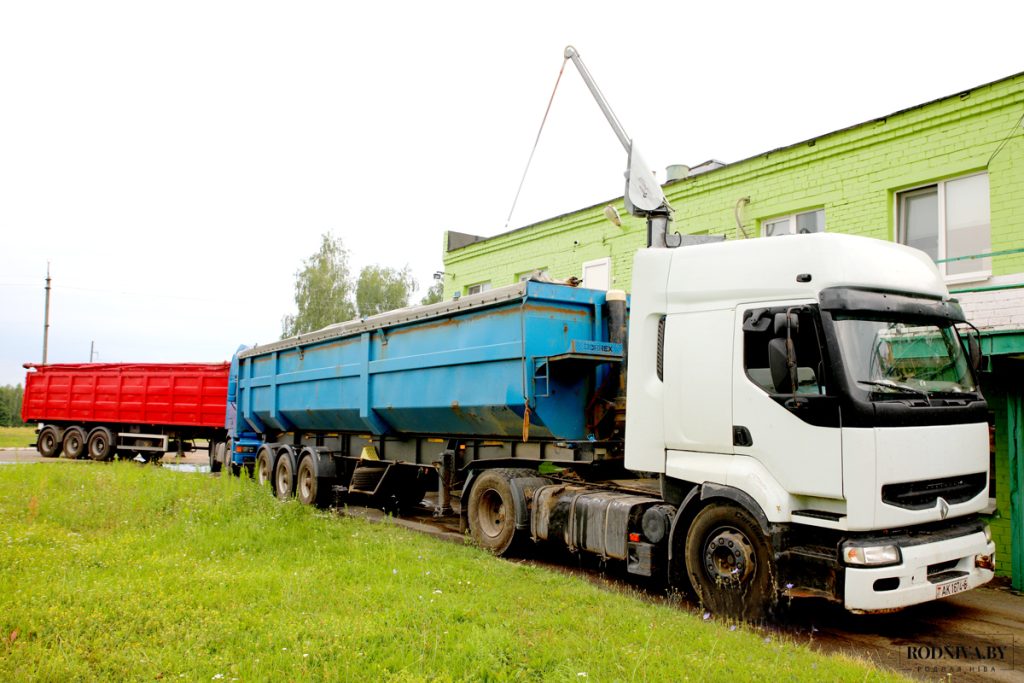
[0,464,905,681]
[0,426,35,449]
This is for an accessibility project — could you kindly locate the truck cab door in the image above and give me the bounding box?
[732,304,843,499]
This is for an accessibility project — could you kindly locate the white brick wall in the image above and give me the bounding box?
[957,288,1024,331]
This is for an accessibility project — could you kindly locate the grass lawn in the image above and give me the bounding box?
[0,426,35,449]
[0,464,906,681]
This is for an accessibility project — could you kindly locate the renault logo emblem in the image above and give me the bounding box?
[938,497,950,520]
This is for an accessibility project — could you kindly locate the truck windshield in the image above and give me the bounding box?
[833,317,976,397]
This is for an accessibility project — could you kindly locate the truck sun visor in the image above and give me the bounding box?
[818,287,966,323]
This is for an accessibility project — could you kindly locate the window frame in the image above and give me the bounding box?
[466,281,492,295]
[517,268,550,283]
[895,171,991,283]
[761,208,826,237]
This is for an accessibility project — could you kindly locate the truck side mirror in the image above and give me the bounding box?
[968,334,982,373]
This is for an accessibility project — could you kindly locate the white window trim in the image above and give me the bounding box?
[466,281,492,295]
[895,172,991,284]
[761,209,825,237]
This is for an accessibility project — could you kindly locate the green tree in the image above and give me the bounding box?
[281,233,356,338]
[355,265,416,318]
[0,384,23,427]
[420,280,444,305]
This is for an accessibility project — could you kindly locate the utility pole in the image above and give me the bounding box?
[90,341,96,363]
[42,263,51,365]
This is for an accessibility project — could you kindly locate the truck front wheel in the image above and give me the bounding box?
[467,469,531,556]
[684,503,779,622]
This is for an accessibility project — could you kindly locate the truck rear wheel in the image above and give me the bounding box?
[467,469,532,556]
[62,427,86,460]
[37,426,62,458]
[296,455,328,507]
[209,441,223,474]
[684,503,779,622]
[87,427,114,461]
[255,447,274,489]
[274,450,296,499]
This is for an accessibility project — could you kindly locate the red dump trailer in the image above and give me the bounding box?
[21,362,229,461]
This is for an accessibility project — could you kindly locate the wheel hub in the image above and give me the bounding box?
[703,528,755,585]
[477,489,507,539]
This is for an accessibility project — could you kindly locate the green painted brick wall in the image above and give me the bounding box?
[444,72,1024,295]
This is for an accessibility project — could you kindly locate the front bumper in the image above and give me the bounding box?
[843,528,994,612]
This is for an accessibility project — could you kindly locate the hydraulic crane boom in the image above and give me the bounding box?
[563,45,678,247]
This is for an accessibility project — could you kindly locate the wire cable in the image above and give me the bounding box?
[986,106,1024,168]
[503,58,568,230]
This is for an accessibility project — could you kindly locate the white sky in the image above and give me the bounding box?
[1,1,1021,386]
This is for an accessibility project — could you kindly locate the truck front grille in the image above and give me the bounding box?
[881,473,987,510]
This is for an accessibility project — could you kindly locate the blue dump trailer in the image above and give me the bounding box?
[234,280,621,445]
[222,279,640,562]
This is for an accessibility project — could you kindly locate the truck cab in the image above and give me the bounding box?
[625,232,995,612]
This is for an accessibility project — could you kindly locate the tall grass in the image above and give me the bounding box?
[0,464,904,681]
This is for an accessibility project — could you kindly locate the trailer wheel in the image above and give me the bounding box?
[62,427,87,460]
[274,450,296,500]
[467,469,530,556]
[209,441,223,474]
[37,426,62,458]
[87,427,115,461]
[255,447,274,489]
[684,503,779,622]
[296,455,328,507]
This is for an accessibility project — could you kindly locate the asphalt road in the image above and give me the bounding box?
[3,446,1021,681]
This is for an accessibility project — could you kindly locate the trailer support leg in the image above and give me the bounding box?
[435,449,455,517]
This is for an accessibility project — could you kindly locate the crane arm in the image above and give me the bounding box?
[562,46,676,247]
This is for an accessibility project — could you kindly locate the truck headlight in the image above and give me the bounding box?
[843,543,901,567]
[983,524,992,543]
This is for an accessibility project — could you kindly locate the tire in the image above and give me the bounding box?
[87,427,115,461]
[273,449,296,500]
[684,503,779,622]
[37,425,62,458]
[209,441,223,474]
[62,427,86,460]
[296,455,328,507]
[224,439,238,476]
[255,447,274,490]
[466,468,534,556]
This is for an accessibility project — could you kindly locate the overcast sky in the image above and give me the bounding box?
[1,1,1021,386]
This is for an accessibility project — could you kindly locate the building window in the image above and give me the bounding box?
[466,281,491,295]
[518,269,550,282]
[897,173,991,278]
[762,209,825,237]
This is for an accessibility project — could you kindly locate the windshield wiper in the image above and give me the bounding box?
[927,388,979,400]
[856,379,932,405]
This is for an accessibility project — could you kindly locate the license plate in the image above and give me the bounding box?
[935,577,969,599]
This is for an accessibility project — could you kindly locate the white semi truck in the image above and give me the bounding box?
[231,47,995,620]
